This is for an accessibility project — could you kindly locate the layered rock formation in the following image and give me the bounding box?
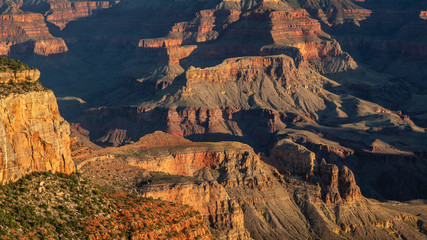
[0,59,74,184]
[68,1,426,205]
[0,12,68,55]
[296,0,372,26]
[76,131,426,240]
[0,0,121,55]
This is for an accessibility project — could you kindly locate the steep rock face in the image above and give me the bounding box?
[132,142,252,177]
[270,139,362,204]
[0,13,68,55]
[0,62,74,184]
[215,3,357,73]
[0,90,74,184]
[77,131,426,240]
[338,165,362,202]
[139,0,356,78]
[45,0,120,30]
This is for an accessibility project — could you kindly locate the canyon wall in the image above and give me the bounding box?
[45,0,120,30]
[0,66,74,184]
[0,13,68,55]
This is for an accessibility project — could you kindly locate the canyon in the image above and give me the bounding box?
[0,0,424,239]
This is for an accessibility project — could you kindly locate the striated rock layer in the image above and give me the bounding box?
[0,65,74,184]
[45,0,120,30]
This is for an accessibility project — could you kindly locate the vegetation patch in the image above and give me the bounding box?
[0,172,209,239]
[0,57,31,72]
[0,80,46,96]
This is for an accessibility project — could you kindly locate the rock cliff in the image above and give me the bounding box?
[0,58,74,184]
[0,12,68,55]
[296,0,372,26]
[45,0,120,30]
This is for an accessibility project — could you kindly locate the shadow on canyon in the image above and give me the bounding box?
[6,0,427,203]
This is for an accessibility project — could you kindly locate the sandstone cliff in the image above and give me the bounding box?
[45,0,120,30]
[0,60,74,184]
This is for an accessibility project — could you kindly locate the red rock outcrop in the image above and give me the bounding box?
[267,9,323,41]
[127,132,312,239]
[130,141,251,177]
[139,38,183,48]
[164,45,198,64]
[139,0,356,76]
[45,0,120,30]
[319,160,342,203]
[0,13,68,55]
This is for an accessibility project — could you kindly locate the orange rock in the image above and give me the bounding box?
[0,90,75,184]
